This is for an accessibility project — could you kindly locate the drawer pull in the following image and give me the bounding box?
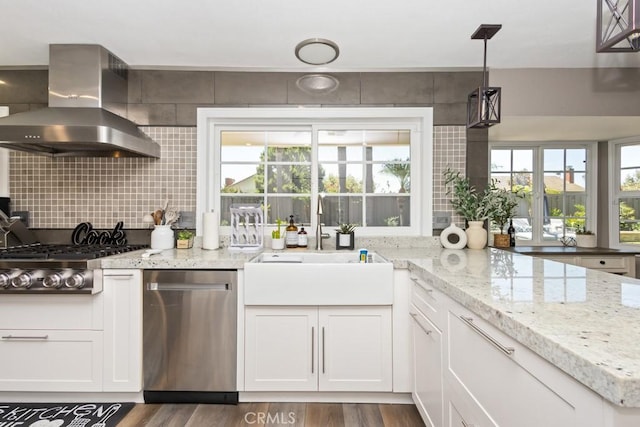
[2,335,49,340]
[104,274,135,278]
[410,276,434,293]
[410,312,433,335]
[311,327,315,374]
[460,316,514,356]
[600,260,605,265]
[461,419,474,427]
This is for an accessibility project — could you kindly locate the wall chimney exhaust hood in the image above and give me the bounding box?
[0,45,160,158]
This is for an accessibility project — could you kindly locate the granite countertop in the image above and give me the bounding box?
[389,247,640,408]
[99,244,640,407]
[505,246,640,256]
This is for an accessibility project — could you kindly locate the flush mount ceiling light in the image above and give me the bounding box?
[295,38,340,65]
[295,74,340,94]
[467,24,502,129]
[597,0,640,52]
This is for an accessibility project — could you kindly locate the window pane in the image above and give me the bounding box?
[320,164,363,194]
[372,163,410,193]
[321,196,363,226]
[221,131,265,162]
[621,168,640,191]
[566,149,586,172]
[543,149,565,171]
[619,198,640,245]
[490,150,511,171]
[621,145,640,169]
[366,195,410,226]
[266,197,311,225]
[264,164,312,194]
[221,164,261,193]
[220,196,263,225]
[318,130,363,161]
[512,150,533,172]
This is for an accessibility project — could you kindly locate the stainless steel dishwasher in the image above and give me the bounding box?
[143,269,238,404]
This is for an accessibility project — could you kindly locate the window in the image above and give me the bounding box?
[609,138,640,247]
[490,142,596,245]
[197,108,432,236]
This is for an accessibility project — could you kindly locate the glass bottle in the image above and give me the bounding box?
[285,215,299,248]
[508,220,516,247]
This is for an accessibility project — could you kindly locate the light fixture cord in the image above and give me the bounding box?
[483,34,488,87]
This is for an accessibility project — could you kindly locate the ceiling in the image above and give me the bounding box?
[1,0,639,71]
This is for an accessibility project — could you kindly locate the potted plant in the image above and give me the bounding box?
[336,223,356,250]
[176,230,194,249]
[443,168,492,249]
[485,180,523,248]
[575,228,597,248]
[271,218,285,250]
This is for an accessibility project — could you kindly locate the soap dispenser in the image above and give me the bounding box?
[298,225,308,248]
[285,215,299,248]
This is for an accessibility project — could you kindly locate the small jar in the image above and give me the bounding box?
[151,225,175,250]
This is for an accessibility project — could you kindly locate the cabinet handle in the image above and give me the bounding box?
[461,419,473,427]
[2,335,49,340]
[410,276,434,293]
[104,274,135,278]
[410,312,433,335]
[322,327,326,374]
[460,316,515,356]
[599,260,606,265]
[311,327,315,374]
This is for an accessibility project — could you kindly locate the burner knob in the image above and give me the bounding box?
[43,273,63,289]
[0,272,11,289]
[64,272,85,289]
[11,272,33,289]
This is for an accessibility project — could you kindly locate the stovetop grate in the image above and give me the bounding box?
[0,243,149,260]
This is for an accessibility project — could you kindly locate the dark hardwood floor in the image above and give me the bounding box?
[118,402,425,427]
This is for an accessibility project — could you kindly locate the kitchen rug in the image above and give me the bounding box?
[0,402,135,427]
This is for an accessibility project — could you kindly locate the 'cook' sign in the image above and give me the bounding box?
[71,221,127,245]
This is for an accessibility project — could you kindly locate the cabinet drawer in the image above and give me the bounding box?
[447,310,577,427]
[578,256,627,270]
[0,294,103,330]
[0,329,103,391]
[410,275,444,329]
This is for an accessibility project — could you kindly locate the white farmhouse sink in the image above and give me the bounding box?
[244,251,393,305]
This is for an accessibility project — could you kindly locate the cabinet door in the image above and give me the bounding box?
[411,307,443,427]
[0,329,103,391]
[245,307,317,391]
[102,269,142,392]
[318,306,392,392]
[447,310,577,427]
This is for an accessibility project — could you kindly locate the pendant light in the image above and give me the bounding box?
[466,24,502,129]
[597,0,640,52]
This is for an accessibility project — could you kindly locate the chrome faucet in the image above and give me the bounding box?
[315,195,331,250]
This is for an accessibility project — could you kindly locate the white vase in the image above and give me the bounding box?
[465,221,487,249]
[440,223,467,249]
[576,234,597,248]
[151,225,174,250]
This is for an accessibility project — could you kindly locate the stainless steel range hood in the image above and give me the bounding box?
[0,45,160,158]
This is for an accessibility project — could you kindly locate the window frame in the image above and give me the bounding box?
[489,140,598,246]
[196,107,433,237]
[608,136,640,249]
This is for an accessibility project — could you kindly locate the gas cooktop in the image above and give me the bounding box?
[0,243,148,260]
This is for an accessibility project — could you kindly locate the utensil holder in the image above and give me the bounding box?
[151,225,174,249]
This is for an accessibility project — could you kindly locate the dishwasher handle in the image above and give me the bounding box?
[146,282,230,291]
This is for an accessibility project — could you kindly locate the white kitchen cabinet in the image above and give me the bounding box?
[536,254,636,276]
[0,329,103,392]
[0,292,104,392]
[411,306,443,427]
[245,306,318,391]
[102,269,143,392]
[409,270,606,427]
[244,306,392,392]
